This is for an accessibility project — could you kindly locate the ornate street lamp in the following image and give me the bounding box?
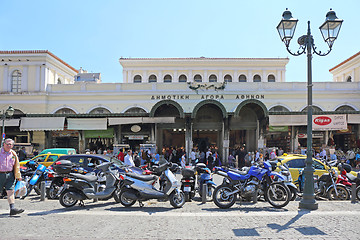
[1,106,15,145]
[277,9,343,210]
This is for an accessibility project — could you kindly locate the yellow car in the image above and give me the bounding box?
[274,154,357,184]
[20,153,64,167]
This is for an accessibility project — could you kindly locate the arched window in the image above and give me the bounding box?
[89,107,111,114]
[346,76,352,82]
[125,107,147,114]
[179,74,187,82]
[268,74,275,82]
[301,106,322,113]
[224,74,232,82]
[194,74,202,82]
[149,75,157,83]
[11,70,22,92]
[164,74,172,83]
[336,105,355,112]
[269,106,290,113]
[134,75,142,83]
[209,74,217,82]
[253,74,261,82]
[55,108,76,114]
[239,74,247,82]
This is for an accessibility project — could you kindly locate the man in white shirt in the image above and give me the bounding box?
[190,149,196,165]
[124,150,135,167]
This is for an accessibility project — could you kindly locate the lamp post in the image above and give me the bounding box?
[277,9,343,210]
[1,106,15,145]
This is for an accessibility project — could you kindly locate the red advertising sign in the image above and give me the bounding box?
[312,115,347,131]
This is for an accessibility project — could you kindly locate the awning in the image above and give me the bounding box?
[108,117,142,125]
[108,117,175,125]
[67,118,107,130]
[4,119,20,127]
[269,115,306,126]
[20,117,65,131]
[348,114,360,124]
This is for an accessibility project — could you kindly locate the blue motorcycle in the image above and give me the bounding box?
[195,163,216,201]
[22,162,48,198]
[213,161,291,209]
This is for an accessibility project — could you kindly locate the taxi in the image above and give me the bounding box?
[20,153,64,167]
[274,153,357,183]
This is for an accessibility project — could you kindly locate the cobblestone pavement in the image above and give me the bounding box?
[1,193,360,240]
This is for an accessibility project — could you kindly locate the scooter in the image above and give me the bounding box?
[55,160,121,207]
[195,163,216,201]
[336,163,360,201]
[22,162,48,199]
[115,161,185,208]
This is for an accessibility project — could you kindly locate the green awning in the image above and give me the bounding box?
[84,128,114,138]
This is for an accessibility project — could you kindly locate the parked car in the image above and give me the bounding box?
[40,148,76,155]
[54,154,144,174]
[20,153,64,167]
[274,154,357,183]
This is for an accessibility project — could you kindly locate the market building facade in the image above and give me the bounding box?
[0,50,359,160]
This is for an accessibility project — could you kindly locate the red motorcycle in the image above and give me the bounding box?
[336,163,360,201]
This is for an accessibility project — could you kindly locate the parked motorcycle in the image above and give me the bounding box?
[180,166,196,202]
[114,161,185,208]
[22,162,49,199]
[269,161,298,201]
[336,163,360,200]
[195,163,216,201]
[46,163,90,200]
[54,160,121,207]
[213,161,291,209]
[295,161,349,200]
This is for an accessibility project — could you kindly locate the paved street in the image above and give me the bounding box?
[1,193,360,240]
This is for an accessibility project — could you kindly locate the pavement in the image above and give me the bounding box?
[1,193,360,240]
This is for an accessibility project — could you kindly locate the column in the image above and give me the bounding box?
[185,117,192,160]
[203,70,208,82]
[123,70,127,83]
[35,66,41,91]
[234,70,238,82]
[142,70,148,83]
[219,70,223,82]
[262,71,266,82]
[173,70,178,83]
[158,70,163,83]
[22,66,28,91]
[3,65,9,91]
[79,130,85,153]
[150,124,155,143]
[277,70,281,82]
[127,71,132,83]
[222,117,230,165]
[248,70,253,82]
[188,70,193,82]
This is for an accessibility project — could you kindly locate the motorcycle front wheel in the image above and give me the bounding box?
[265,182,290,208]
[115,189,136,207]
[59,189,78,208]
[47,179,63,200]
[169,190,185,208]
[327,185,349,200]
[213,185,236,209]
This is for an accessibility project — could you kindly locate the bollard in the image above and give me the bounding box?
[253,189,258,204]
[351,183,357,203]
[202,184,207,203]
[93,182,98,203]
[40,181,46,201]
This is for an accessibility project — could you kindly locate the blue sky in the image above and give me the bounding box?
[0,0,358,83]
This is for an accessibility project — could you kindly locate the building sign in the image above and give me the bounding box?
[127,135,145,140]
[268,126,289,132]
[151,94,265,100]
[298,133,324,139]
[312,114,347,131]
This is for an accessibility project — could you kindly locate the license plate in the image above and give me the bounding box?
[184,186,191,192]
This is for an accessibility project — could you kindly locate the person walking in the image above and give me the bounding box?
[124,150,135,167]
[18,147,27,161]
[0,138,24,216]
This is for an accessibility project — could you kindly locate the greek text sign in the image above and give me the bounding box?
[312,114,347,130]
